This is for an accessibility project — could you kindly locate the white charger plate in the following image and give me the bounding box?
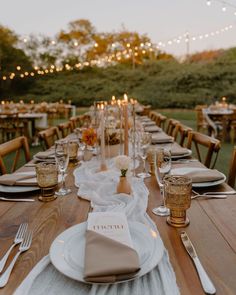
[0,172,39,193]
[50,221,164,284]
[171,167,226,187]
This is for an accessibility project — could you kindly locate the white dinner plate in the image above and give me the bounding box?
[171,149,192,159]
[0,172,39,193]
[0,185,39,193]
[50,221,164,284]
[170,167,226,187]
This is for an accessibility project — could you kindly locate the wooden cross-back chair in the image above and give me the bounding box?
[0,136,31,175]
[195,105,208,132]
[173,123,193,147]
[58,121,74,138]
[70,116,83,129]
[149,111,156,121]
[228,146,236,188]
[186,131,221,169]
[38,127,60,150]
[152,113,167,129]
[166,119,180,137]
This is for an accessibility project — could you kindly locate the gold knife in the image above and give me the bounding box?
[180,231,216,294]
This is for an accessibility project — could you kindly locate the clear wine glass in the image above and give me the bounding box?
[55,140,71,196]
[137,132,152,179]
[152,148,171,216]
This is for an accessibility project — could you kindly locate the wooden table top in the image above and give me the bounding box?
[0,157,236,294]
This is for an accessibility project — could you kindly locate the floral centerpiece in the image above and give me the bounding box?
[81,128,97,161]
[115,155,132,195]
[82,128,97,147]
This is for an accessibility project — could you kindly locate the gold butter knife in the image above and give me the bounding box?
[180,231,216,294]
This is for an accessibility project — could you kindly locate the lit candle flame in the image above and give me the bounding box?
[124,94,128,102]
[101,103,104,110]
[112,95,116,101]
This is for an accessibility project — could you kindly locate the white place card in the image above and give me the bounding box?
[87,212,133,248]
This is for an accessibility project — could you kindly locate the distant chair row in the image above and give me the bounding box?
[38,114,91,149]
[148,111,221,170]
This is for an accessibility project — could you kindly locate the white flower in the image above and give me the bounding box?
[115,155,131,171]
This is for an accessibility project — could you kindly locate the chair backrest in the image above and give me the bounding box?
[186,131,221,168]
[58,121,73,138]
[151,112,167,129]
[228,146,236,188]
[202,109,217,138]
[195,105,208,130]
[39,127,60,149]
[0,136,31,174]
[166,119,180,136]
[69,116,83,129]
[173,123,193,147]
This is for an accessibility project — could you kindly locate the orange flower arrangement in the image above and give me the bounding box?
[82,128,97,146]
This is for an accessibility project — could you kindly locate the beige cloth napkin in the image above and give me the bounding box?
[145,126,162,133]
[152,132,174,143]
[143,122,156,127]
[0,173,37,186]
[84,230,140,283]
[181,169,224,183]
[171,144,189,156]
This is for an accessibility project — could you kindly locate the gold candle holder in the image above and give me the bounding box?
[36,163,58,202]
[164,175,192,227]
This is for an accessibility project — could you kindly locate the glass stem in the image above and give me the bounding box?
[61,171,66,190]
[143,158,146,173]
[160,186,166,207]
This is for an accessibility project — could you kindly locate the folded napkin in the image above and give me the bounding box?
[36,150,55,159]
[188,169,224,183]
[152,132,174,143]
[142,121,156,127]
[170,144,189,156]
[145,126,162,133]
[84,230,140,283]
[175,169,224,183]
[0,172,37,186]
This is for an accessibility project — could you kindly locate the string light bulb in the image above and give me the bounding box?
[206,0,211,6]
[222,5,226,12]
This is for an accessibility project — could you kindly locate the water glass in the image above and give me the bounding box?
[152,148,171,216]
[137,132,152,179]
[36,163,58,202]
[55,140,71,196]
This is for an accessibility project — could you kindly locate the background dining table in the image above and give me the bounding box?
[0,150,236,294]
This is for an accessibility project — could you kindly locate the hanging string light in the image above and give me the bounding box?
[1,21,234,81]
[206,0,236,15]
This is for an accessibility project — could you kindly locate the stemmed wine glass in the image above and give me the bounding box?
[152,148,171,216]
[137,132,152,179]
[55,140,71,196]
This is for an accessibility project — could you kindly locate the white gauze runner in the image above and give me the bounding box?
[14,158,179,295]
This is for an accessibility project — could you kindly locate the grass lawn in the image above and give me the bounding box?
[159,109,233,178]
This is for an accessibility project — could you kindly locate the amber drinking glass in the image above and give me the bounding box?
[69,140,79,165]
[164,175,192,227]
[36,163,58,202]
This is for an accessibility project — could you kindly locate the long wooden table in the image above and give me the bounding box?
[0,158,236,294]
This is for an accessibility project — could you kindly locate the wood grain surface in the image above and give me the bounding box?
[0,156,235,294]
